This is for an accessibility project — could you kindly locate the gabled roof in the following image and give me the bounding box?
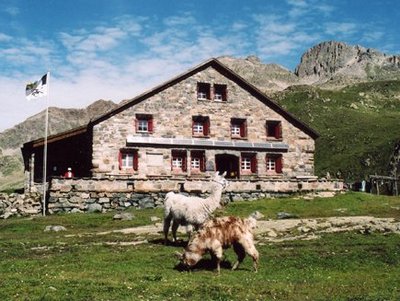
[90,58,319,139]
[23,58,319,149]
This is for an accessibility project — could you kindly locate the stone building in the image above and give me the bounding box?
[22,58,337,199]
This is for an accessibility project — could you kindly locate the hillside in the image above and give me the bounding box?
[1,40,400,191]
[272,81,400,181]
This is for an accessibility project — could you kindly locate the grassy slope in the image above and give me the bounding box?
[275,80,400,182]
[0,193,400,300]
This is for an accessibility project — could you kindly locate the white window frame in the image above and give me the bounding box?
[121,153,134,169]
[191,157,201,169]
[137,119,149,132]
[241,157,252,171]
[197,91,208,100]
[266,157,276,171]
[193,122,204,135]
[231,123,241,136]
[172,157,183,169]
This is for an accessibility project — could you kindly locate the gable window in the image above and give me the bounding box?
[192,116,210,137]
[136,114,153,133]
[266,154,283,173]
[214,84,227,102]
[119,149,138,171]
[190,150,206,172]
[171,150,187,172]
[266,120,282,139]
[231,118,247,139]
[197,83,211,100]
[241,153,257,174]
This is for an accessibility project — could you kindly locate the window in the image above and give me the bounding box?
[241,153,257,174]
[197,82,228,102]
[192,116,210,137]
[136,114,153,133]
[231,118,247,138]
[190,150,206,172]
[266,120,282,139]
[266,154,283,173]
[197,83,211,100]
[171,150,187,172]
[119,149,138,171]
[214,84,227,102]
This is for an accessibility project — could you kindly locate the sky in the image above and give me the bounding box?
[0,0,399,132]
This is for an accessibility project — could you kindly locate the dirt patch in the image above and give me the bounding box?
[89,216,400,244]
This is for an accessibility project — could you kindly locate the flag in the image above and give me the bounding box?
[26,73,48,100]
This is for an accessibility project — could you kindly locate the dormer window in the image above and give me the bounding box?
[136,114,153,133]
[197,83,211,100]
[214,84,227,102]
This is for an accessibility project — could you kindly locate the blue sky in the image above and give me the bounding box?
[0,0,399,132]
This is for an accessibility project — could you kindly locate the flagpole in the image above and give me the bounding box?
[42,71,50,216]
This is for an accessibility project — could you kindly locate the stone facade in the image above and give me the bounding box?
[91,63,316,181]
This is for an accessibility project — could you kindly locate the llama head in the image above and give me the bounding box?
[213,171,228,190]
[175,250,202,269]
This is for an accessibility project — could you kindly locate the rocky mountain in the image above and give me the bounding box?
[295,41,400,87]
[220,41,400,92]
[1,40,400,191]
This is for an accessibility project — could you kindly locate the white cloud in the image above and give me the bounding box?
[324,22,358,37]
[3,6,19,16]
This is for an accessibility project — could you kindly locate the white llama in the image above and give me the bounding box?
[163,171,228,244]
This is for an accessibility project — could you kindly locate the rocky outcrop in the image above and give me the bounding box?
[218,55,300,92]
[295,41,400,85]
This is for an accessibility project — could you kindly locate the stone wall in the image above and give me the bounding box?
[0,192,42,219]
[46,177,342,214]
[2,177,342,218]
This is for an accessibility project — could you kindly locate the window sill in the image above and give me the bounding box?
[231,136,248,140]
[192,135,210,138]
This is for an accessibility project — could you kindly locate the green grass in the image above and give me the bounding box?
[1,192,400,300]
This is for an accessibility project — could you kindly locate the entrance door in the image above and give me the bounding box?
[215,154,239,179]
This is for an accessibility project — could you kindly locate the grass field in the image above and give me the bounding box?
[1,192,400,301]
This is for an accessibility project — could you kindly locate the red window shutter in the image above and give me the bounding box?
[133,151,138,171]
[204,119,210,136]
[276,156,283,173]
[148,118,153,133]
[275,122,282,139]
[201,152,206,172]
[182,153,187,172]
[240,121,247,138]
[251,155,257,173]
[223,86,227,101]
[118,151,123,170]
[192,119,195,135]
